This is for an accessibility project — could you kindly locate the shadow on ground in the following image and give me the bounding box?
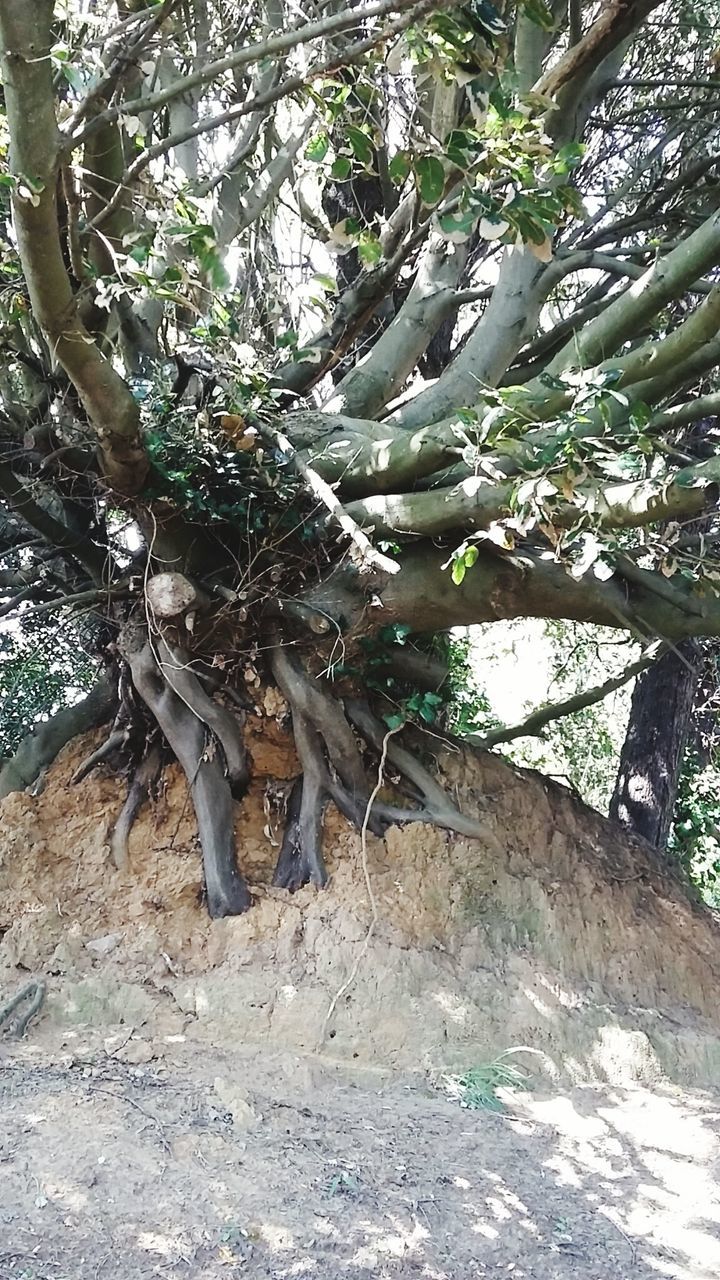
[1,1030,719,1280]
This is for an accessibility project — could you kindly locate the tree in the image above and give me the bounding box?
[2,0,720,917]
[609,639,701,847]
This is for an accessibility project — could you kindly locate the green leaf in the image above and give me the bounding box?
[388,150,412,185]
[311,272,337,293]
[520,0,554,29]
[345,125,374,168]
[415,155,445,206]
[451,558,466,586]
[357,232,382,265]
[60,62,85,90]
[200,249,229,290]
[305,132,330,163]
[330,156,352,181]
[437,206,479,242]
[445,130,480,169]
[383,712,406,730]
[629,400,651,429]
[555,142,585,172]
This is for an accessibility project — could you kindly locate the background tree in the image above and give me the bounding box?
[2,0,720,917]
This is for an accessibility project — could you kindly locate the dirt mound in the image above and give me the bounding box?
[2,719,720,1087]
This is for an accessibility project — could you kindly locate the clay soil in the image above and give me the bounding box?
[2,1026,720,1280]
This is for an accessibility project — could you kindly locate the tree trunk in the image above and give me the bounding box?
[609,640,701,849]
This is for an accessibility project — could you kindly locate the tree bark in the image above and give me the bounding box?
[609,641,701,848]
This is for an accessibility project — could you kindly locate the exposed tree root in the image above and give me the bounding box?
[269,643,390,890]
[285,713,329,888]
[155,634,249,796]
[72,728,127,784]
[272,776,306,891]
[267,641,501,890]
[120,621,251,917]
[271,644,369,803]
[110,742,164,870]
[60,620,502,917]
[345,699,503,852]
[0,980,46,1037]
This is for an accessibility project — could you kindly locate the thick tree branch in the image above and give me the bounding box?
[543,211,720,376]
[343,452,720,540]
[0,675,116,799]
[370,545,720,640]
[325,236,469,419]
[0,2,147,494]
[534,0,663,104]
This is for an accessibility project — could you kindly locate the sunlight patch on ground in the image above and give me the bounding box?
[430,988,470,1023]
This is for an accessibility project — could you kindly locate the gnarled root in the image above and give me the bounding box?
[271,714,330,891]
[272,776,305,890]
[156,634,249,796]
[120,621,251,917]
[0,980,45,1038]
[268,641,496,892]
[271,644,370,805]
[270,643,388,891]
[345,699,502,852]
[72,728,127,784]
[110,742,164,870]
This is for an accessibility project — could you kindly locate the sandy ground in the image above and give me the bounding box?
[2,1027,720,1280]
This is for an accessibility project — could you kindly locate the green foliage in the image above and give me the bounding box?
[144,417,303,532]
[444,1054,531,1112]
[415,154,446,206]
[669,752,720,907]
[429,632,500,737]
[0,618,97,757]
[344,625,497,736]
[449,541,478,585]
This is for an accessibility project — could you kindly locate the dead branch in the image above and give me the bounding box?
[261,423,399,576]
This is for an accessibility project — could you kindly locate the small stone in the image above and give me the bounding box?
[85,931,124,957]
[213,1077,258,1129]
[117,1038,155,1065]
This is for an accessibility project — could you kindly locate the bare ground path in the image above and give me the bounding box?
[2,1029,720,1280]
